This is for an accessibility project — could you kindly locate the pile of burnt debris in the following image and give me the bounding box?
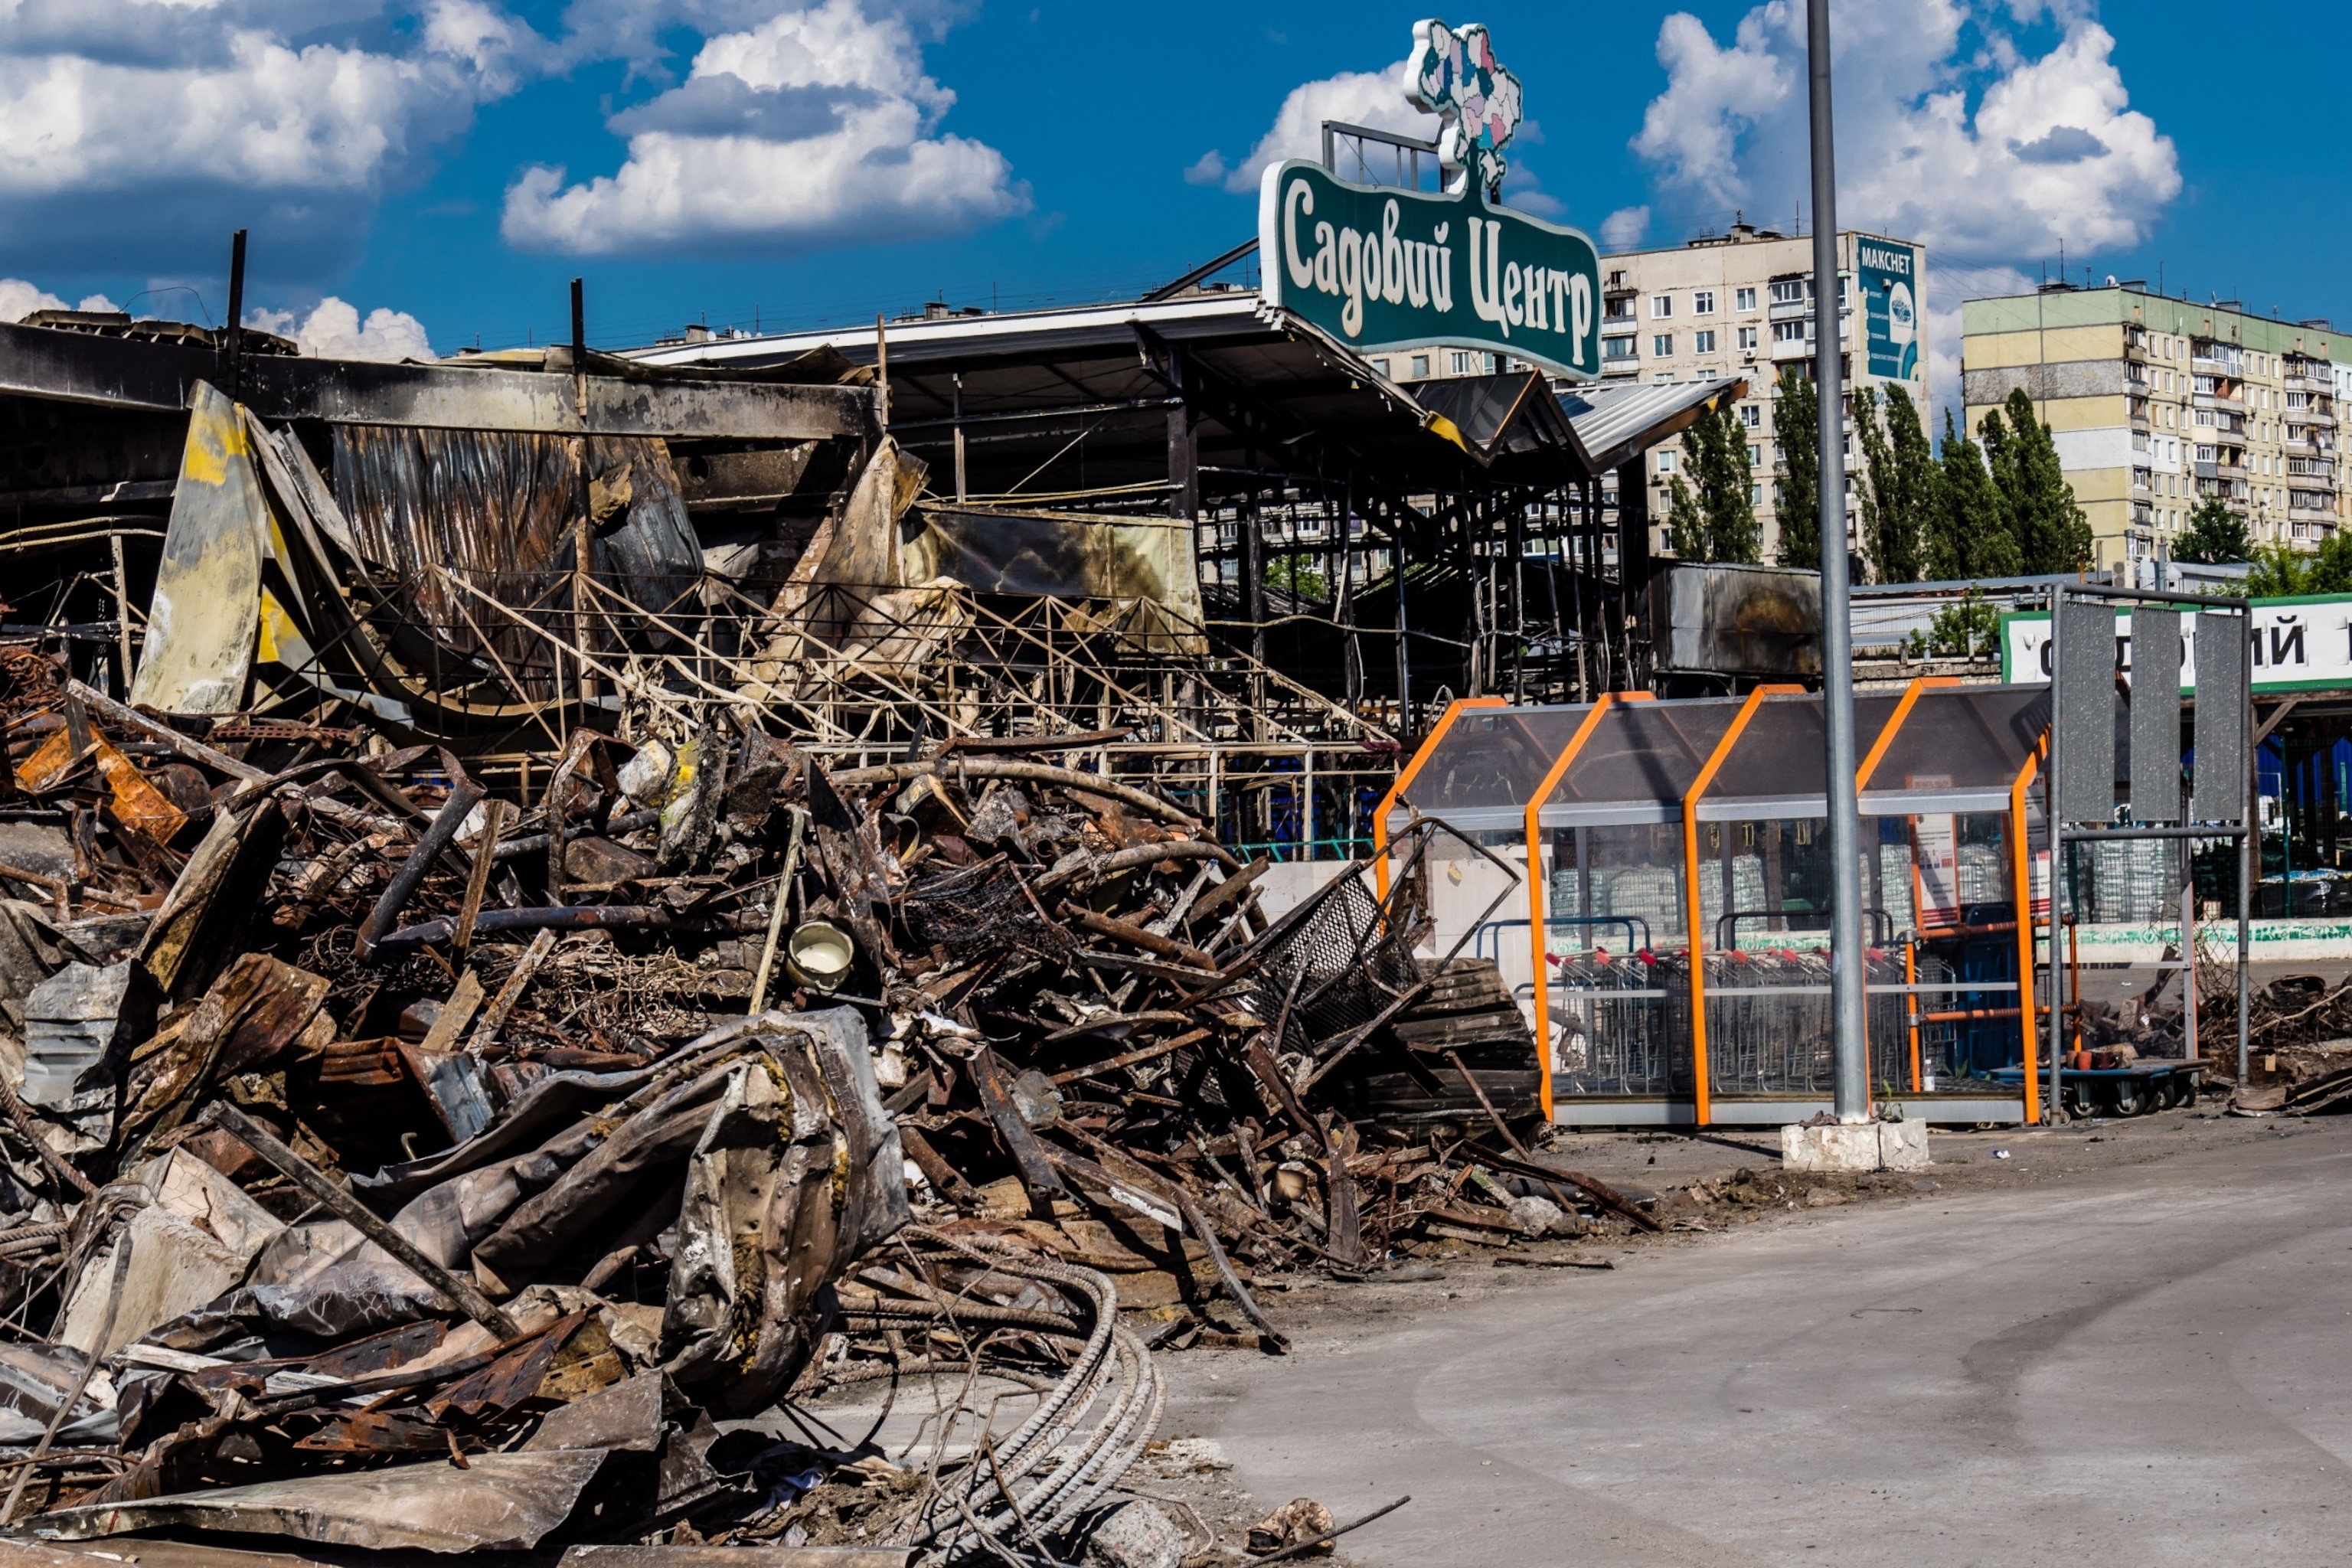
[0,668,1640,1563]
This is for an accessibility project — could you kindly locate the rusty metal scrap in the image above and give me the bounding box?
[0,435,1572,1565]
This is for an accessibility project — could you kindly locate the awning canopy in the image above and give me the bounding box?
[630,290,1748,493]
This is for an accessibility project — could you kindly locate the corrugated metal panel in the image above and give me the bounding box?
[332,428,704,701]
[1558,378,1740,471]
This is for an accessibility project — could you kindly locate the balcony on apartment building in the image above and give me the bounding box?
[2285,360,2334,394]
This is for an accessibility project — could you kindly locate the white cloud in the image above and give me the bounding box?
[1629,1,2178,267]
[0,2,545,276]
[1204,60,1432,196]
[0,277,116,320]
[501,0,1024,256]
[1601,205,1651,250]
[247,297,434,361]
[1184,150,1227,187]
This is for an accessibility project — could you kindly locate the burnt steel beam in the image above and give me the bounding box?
[887,397,1182,433]
[0,322,873,441]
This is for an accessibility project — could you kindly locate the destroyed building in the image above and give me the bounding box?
[0,306,1665,1562]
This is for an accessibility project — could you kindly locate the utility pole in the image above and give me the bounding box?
[1808,0,1870,1124]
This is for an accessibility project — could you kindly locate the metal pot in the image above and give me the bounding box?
[784,920,854,992]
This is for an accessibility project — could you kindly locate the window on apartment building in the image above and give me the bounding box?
[1740,403,1762,427]
[1769,279,1808,305]
[1658,451,1677,474]
[1368,358,1389,377]
[1603,335,1636,359]
[2197,444,2217,462]
[1773,319,1808,343]
[1736,286,1758,311]
[1694,330,1717,353]
[1694,291,1716,315]
[1651,296,1674,318]
[1748,445,1762,466]
[1653,333,1674,356]
[1738,325,1759,351]
[1750,484,1764,505]
[1699,368,1720,381]
[1449,351,1474,374]
[1410,354,1429,377]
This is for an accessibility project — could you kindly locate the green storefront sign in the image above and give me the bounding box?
[1256,159,1602,381]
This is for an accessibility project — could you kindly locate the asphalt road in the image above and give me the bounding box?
[1166,1119,2352,1567]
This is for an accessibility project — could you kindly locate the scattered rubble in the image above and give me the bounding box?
[0,650,1629,1563]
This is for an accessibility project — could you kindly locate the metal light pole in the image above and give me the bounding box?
[1808,0,1870,1122]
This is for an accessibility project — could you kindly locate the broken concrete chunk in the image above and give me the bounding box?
[141,1146,286,1263]
[1078,1500,1186,1568]
[0,822,74,882]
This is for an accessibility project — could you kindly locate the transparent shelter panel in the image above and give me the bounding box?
[1397,704,1593,815]
[1545,821,1687,1101]
[1697,817,1836,951]
[1905,808,2038,1088]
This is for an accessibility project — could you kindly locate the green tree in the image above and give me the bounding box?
[1927,410,2020,581]
[1982,386,2092,574]
[1666,403,1760,564]
[1854,384,1936,583]
[1903,590,2004,659]
[1264,552,1327,598]
[2174,495,2252,564]
[2246,533,2352,596]
[1665,474,1707,560]
[1772,366,1821,567]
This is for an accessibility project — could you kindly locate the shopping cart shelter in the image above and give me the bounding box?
[1377,681,2072,1125]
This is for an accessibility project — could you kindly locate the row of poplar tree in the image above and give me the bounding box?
[1663,374,2247,581]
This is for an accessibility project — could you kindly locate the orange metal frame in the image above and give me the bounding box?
[2009,741,2044,1125]
[1857,676,1959,791]
[1860,678,1956,1097]
[1681,686,1803,1126]
[1521,691,1652,1120]
[1372,697,1508,900]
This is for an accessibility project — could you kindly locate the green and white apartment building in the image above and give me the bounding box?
[1963,283,2348,579]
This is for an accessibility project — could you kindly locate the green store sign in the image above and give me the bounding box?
[1256,159,1602,382]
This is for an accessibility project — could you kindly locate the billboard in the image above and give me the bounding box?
[2001,596,2351,693]
[1855,237,1919,381]
[1259,160,1602,381]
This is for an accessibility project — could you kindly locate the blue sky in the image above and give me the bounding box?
[2,1,2346,375]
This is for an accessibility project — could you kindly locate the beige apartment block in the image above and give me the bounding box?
[1962,285,2346,577]
[1368,220,1930,564]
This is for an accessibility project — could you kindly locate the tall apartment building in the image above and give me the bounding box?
[1962,284,2346,576]
[1371,220,1929,564]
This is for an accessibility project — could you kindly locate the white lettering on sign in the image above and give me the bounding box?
[1283,181,1459,339]
[2001,599,2352,691]
[1858,242,1913,276]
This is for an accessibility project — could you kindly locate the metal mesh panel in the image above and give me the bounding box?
[1250,870,1424,1057]
[2056,597,2118,824]
[2191,609,2247,825]
[2130,606,2182,822]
